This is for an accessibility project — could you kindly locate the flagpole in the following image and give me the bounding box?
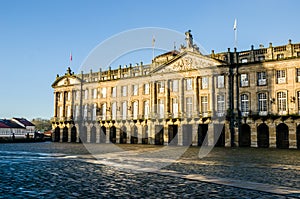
[152,36,155,61]
[233,19,237,49]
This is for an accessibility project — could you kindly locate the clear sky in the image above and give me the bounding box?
[0,0,299,120]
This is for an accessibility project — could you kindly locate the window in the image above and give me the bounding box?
[258,56,265,61]
[201,77,208,89]
[101,88,107,98]
[201,96,208,116]
[133,84,138,96]
[296,69,300,82]
[111,87,117,98]
[158,99,164,118]
[144,83,150,95]
[92,104,97,120]
[112,102,117,120]
[93,89,97,99]
[277,91,287,114]
[132,101,138,119]
[74,105,79,120]
[240,74,249,87]
[101,103,106,120]
[144,100,149,119]
[276,70,286,84]
[186,97,193,117]
[297,91,300,114]
[121,101,127,120]
[121,86,127,97]
[83,104,88,119]
[217,75,224,88]
[257,72,267,86]
[241,58,248,63]
[277,54,284,59]
[217,95,225,116]
[158,81,165,93]
[84,89,89,100]
[241,94,249,116]
[171,80,179,92]
[258,93,267,115]
[172,98,178,117]
[76,91,80,101]
[186,78,193,90]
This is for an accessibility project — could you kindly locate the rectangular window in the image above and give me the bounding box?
[92,104,97,120]
[276,70,286,84]
[171,80,179,92]
[84,90,88,100]
[241,58,248,63]
[240,74,249,87]
[201,77,208,89]
[144,83,150,95]
[172,98,178,117]
[217,75,224,88]
[101,103,106,120]
[158,99,164,118]
[186,78,193,90]
[133,84,138,96]
[296,69,300,82]
[258,93,267,116]
[121,101,127,120]
[277,92,287,114]
[257,72,267,86]
[93,89,97,99]
[122,86,127,97]
[217,95,225,116]
[112,102,117,120]
[186,97,193,117]
[144,100,149,118]
[101,88,107,98]
[241,94,249,116]
[277,54,284,59]
[158,81,165,93]
[201,96,208,116]
[111,87,117,98]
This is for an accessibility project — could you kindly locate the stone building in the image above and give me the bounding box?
[51,30,300,149]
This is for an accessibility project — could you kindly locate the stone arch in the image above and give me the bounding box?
[131,125,138,144]
[257,123,269,148]
[214,124,225,147]
[120,126,127,144]
[100,126,106,143]
[142,125,148,144]
[276,123,289,149]
[71,126,77,142]
[198,124,208,146]
[239,124,251,147]
[53,126,60,142]
[90,126,97,143]
[110,126,116,143]
[296,124,300,149]
[62,126,68,142]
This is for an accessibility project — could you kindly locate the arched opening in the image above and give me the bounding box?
[80,126,87,143]
[214,124,225,147]
[71,126,77,142]
[239,124,251,147]
[257,123,269,148]
[198,124,208,146]
[182,124,192,146]
[168,125,178,145]
[276,123,289,149]
[110,126,116,143]
[297,124,300,149]
[100,126,106,143]
[62,126,68,142]
[155,125,164,145]
[53,126,60,142]
[120,126,127,144]
[131,126,138,144]
[90,126,96,143]
[142,125,148,144]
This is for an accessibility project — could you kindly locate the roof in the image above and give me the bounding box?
[13,118,35,127]
[0,119,25,129]
[0,121,10,128]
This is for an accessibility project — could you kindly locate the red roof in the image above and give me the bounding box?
[0,121,10,128]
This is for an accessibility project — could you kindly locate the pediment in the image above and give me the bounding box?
[150,52,223,74]
[52,75,81,87]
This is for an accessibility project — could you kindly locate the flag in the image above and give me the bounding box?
[152,36,155,47]
[70,52,72,62]
[233,19,237,30]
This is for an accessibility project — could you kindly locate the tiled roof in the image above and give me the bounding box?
[0,119,25,129]
[13,118,35,126]
[0,121,10,128]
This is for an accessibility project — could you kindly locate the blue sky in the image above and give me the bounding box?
[0,0,299,120]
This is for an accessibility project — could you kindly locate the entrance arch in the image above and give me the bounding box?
[276,123,289,149]
[71,126,77,142]
[214,124,225,147]
[198,124,208,146]
[120,126,127,144]
[296,124,300,149]
[168,125,178,145]
[257,123,269,148]
[239,124,251,147]
[131,126,138,144]
[110,126,116,143]
[100,126,106,143]
[62,127,68,142]
[90,126,96,143]
[53,127,60,142]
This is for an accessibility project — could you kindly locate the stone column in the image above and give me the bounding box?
[269,122,276,148]
[192,123,198,146]
[177,124,183,146]
[126,123,131,144]
[106,125,110,143]
[207,124,214,146]
[138,124,143,144]
[165,79,170,117]
[59,126,63,142]
[86,125,91,143]
[179,78,184,116]
[96,125,100,143]
[193,77,199,116]
[68,125,72,142]
[116,125,120,144]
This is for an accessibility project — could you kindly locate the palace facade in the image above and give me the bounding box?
[51,30,300,149]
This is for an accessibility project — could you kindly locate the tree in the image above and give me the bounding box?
[31,118,52,132]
